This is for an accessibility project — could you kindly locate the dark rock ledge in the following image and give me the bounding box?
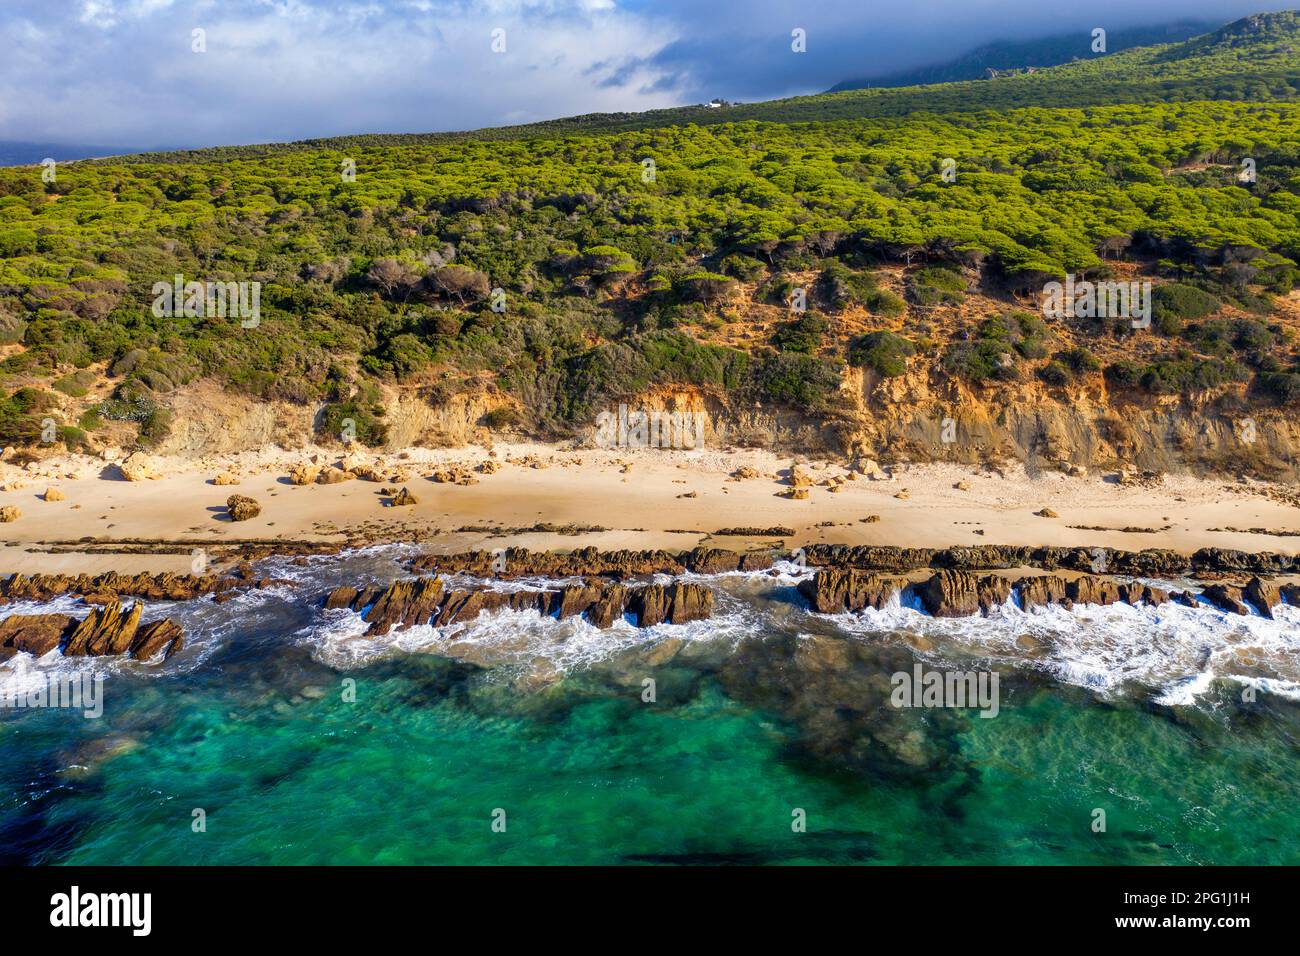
[0,567,278,605]
[322,577,715,636]
[798,568,1296,618]
[409,544,1300,580]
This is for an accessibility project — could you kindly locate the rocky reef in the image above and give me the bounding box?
[798,567,1293,617]
[801,543,1300,577]
[323,577,715,635]
[408,543,1300,582]
[0,602,184,662]
[410,546,775,579]
[0,569,278,605]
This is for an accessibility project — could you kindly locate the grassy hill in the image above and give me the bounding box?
[1,12,1300,461]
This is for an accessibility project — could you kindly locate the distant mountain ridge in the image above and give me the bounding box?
[828,20,1216,92]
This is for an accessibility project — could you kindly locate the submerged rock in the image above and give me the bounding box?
[719,632,972,782]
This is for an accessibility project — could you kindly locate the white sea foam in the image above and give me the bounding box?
[826,591,1300,704]
[296,590,761,675]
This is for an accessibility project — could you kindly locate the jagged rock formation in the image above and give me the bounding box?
[916,570,1012,617]
[803,544,1300,576]
[0,602,184,661]
[1018,574,1071,609]
[1200,583,1251,615]
[796,568,1226,617]
[0,614,72,657]
[797,568,903,613]
[1198,576,1284,616]
[409,546,776,579]
[322,577,715,635]
[0,570,275,605]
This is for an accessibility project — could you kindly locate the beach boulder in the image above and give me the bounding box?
[0,505,20,522]
[118,452,158,482]
[225,495,261,521]
[316,467,351,484]
[288,462,320,485]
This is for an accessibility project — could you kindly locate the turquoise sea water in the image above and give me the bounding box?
[2,550,1298,865]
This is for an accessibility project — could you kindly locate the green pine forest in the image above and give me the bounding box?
[4,11,1300,450]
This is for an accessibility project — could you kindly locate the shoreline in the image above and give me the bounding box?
[2,441,1298,574]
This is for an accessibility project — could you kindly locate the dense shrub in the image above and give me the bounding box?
[771,314,828,354]
[1152,282,1221,333]
[750,353,844,412]
[907,266,967,307]
[847,330,916,377]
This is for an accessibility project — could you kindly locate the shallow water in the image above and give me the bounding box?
[2,549,1297,865]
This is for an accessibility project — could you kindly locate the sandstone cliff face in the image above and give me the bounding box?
[380,388,515,449]
[567,374,1299,478]
[153,384,310,457]
[150,381,517,458]
[838,365,1300,480]
[72,356,1300,479]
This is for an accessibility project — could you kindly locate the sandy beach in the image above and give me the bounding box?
[1,442,1297,574]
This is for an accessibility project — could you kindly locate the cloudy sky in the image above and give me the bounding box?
[0,0,1290,151]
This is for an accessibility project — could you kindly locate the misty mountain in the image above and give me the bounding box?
[828,20,1216,91]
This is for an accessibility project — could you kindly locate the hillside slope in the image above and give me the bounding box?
[1,13,1299,480]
